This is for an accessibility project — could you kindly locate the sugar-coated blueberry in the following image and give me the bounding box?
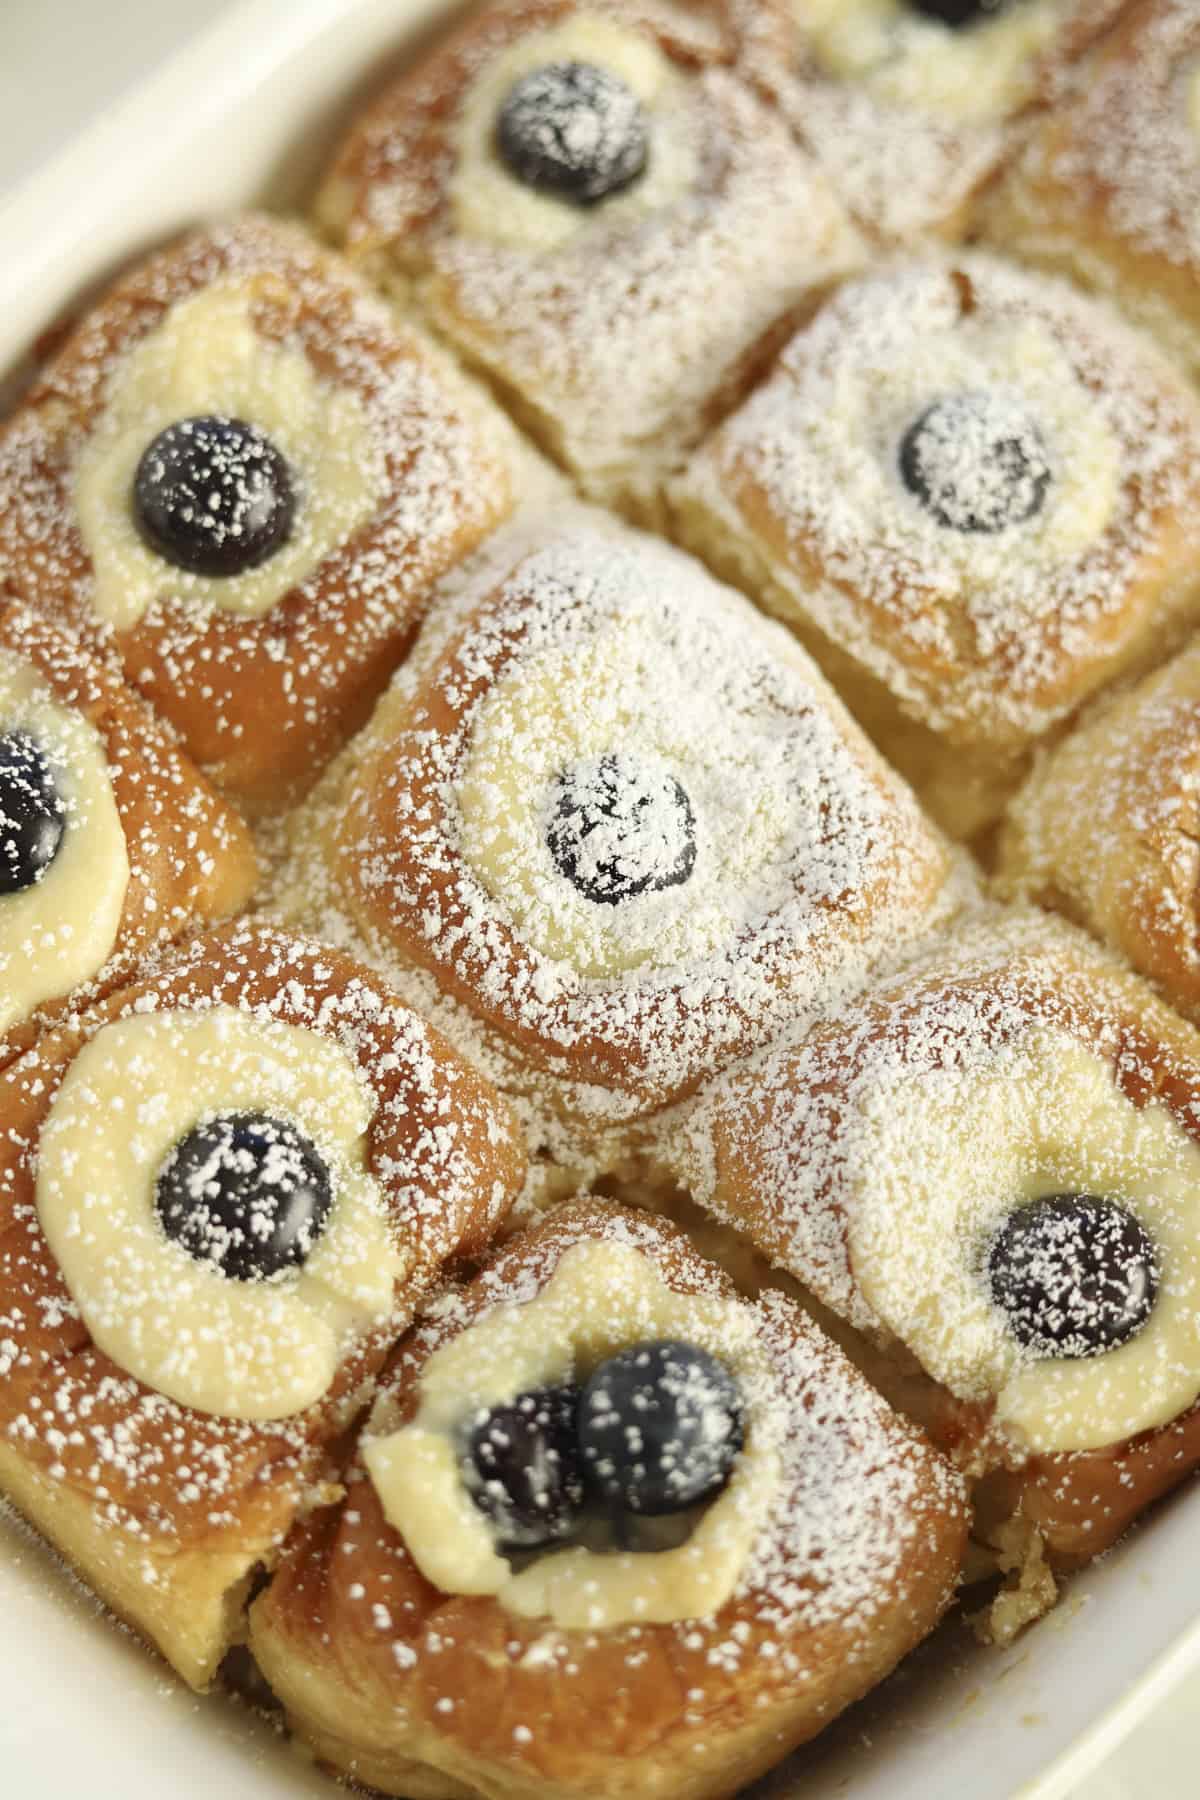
[0,731,66,897]
[155,1110,333,1282]
[577,1339,744,1516]
[987,1193,1159,1359]
[496,60,649,206]
[899,390,1051,534]
[908,0,1013,25]
[462,1384,586,1548]
[133,415,295,577]
[547,752,697,905]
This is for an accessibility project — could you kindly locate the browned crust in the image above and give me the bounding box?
[729,0,1129,245]
[0,920,525,1685]
[326,543,950,1111]
[979,0,1200,358]
[250,1200,967,1800]
[999,644,1200,1026]
[0,216,513,815]
[701,916,1200,1562]
[317,0,746,253]
[978,1398,1200,1565]
[698,261,1200,757]
[0,598,257,1067]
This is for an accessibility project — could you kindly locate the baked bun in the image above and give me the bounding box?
[672,254,1200,839]
[0,216,516,815]
[999,638,1200,1025]
[315,0,863,518]
[981,0,1200,383]
[740,0,1125,243]
[0,920,525,1688]
[271,511,958,1170]
[663,910,1200,1631]
[0,598,256,1067]
[249,1200,967,1800]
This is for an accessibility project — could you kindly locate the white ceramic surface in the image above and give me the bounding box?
[0,5,1197,1795]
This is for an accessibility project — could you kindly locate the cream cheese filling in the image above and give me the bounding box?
[36,1008,406,1420]
[364,1239,781,1628]
[0,650,128,1033]
[847,1029,1200,1453]
[453,585,887,984]
[455,615,800,977]
[866,314,1120,582]
[73,280,382,629]
[1185,58,1200,142]
[449,14,699,252]
[794,0,1062,125]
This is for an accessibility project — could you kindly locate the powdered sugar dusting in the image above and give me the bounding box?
[319,2,863,508]
[0,216,515,811]
[671,910,1200,1452]
[265,1205,964,1731]
[1006,0,1200,272]
[0,601,255,1067]
[274,512,955,1131]
[999,637,1200,1016]
[677,254,1200,743]
[734,0,1126,242]
[0,918,521,1565]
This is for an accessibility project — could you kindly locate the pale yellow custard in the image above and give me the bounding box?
[850,1031,1200,1452]
[37,1008,406,1420]
[0,649,128,1033]
[365,1239,781,1628]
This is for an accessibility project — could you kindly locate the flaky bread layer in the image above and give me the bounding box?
[0,1436,313,1690]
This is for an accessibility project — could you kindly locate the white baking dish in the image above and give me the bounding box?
[0,3,1197,1794]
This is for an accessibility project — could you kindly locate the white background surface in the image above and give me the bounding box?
[0,4,1195,1795]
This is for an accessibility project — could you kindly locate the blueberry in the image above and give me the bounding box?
[899,390,1051,534]
[155,1111,333,1282]
[0,731,66,897]
[547,753,697,905]
[987,1194,1159,1359]
[496,61,649,206]
[578,1340,744,1516]
[462,1384,585,1548]
[907,0,1013,25]
[133,415,295,577]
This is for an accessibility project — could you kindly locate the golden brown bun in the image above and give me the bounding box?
[735,0,1127,244]
[272,510,959,1149]
[663,910,1200,1580]
[999,640,1200,1026]
[979,0,1200,383]
[250,1201,967,1799]
[0,920,525,1688]
[0,216,514,815]
[672,253,1200,838]
[980,1397,1200,1568]
[315,0,862,518]
[0,598,256,1066]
